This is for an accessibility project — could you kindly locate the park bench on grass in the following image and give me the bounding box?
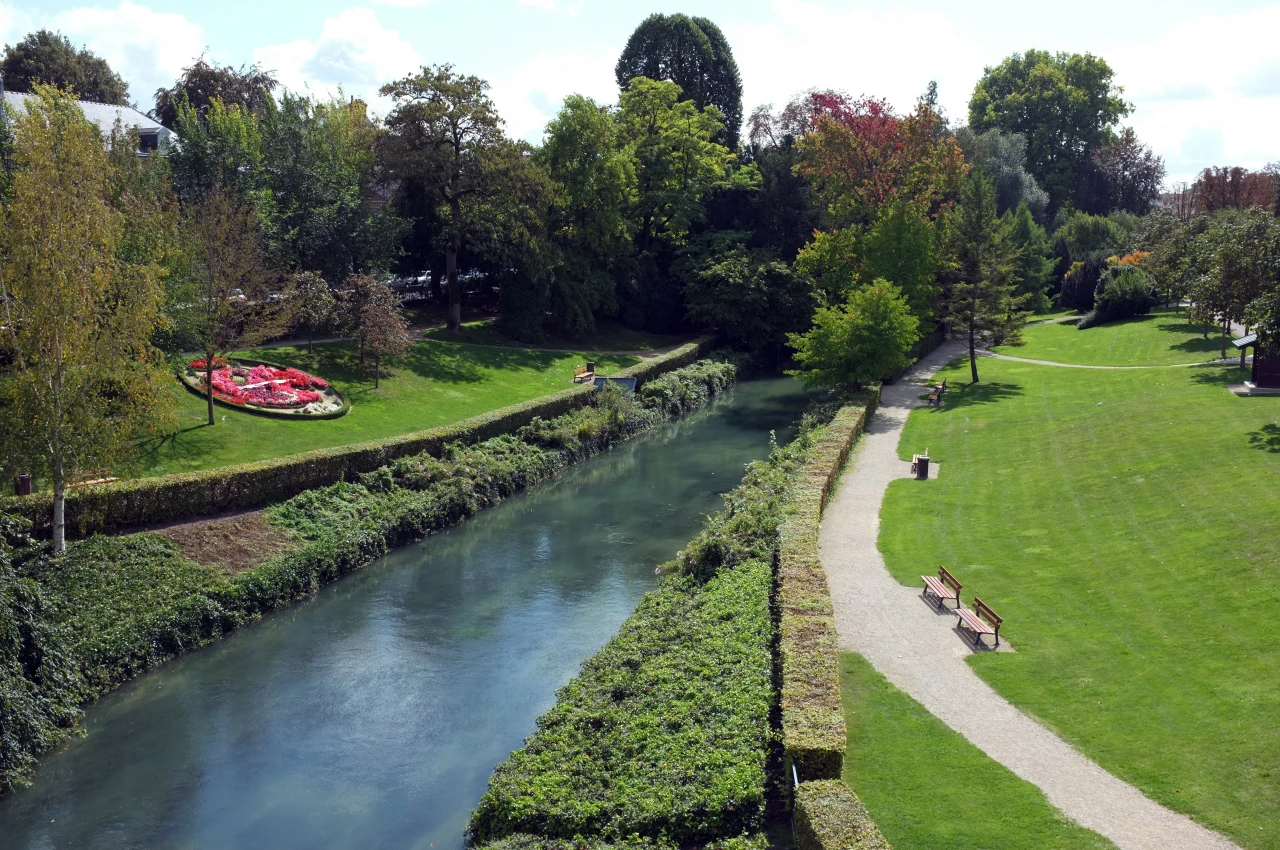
[68,470,119,489]
[955,597,1002,648]
[921,565,962,610]
[926,378,946,406]
[573,363,595,383]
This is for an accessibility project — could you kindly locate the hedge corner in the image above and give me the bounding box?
[794,780,891,850]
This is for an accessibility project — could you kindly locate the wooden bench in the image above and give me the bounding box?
[572,365,595,383]
[921,565,962,610]
[955,597,1002,648]
[926,392,941,406]
[910,452,930,478]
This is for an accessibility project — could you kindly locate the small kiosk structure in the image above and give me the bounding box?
[1232,333,1280,394]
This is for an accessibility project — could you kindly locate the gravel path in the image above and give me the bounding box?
[818,342,1242,850]
[983,350,1244,370]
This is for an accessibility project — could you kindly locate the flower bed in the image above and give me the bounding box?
[180,359,346,418]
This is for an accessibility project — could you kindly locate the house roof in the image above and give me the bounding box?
[3,91,172,140]
[1234,333,1258,349]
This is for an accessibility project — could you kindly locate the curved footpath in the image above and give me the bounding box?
[818,342,1242,850]
[984,350,1245,370]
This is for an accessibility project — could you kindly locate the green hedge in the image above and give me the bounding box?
[777,392,879,783]
[794,780,891,850]
[469,407,835,846]
[0,359,733,794]
[0,338,715,538]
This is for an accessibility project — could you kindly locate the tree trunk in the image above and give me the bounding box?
[1221,319,1229,360]
[374,354,381,389]
[446,203,462,332]
[359,337,365,365]
[968,324,979,384]
[206,359,216,426]
[308,326,314,356]
[1241,346,1248,369]
[52,474,66,555]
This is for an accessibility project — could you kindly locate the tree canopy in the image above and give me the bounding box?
[0,30,129,105]
[969,50,1131,214]
[615,13,743,148]
[153,57,278,128]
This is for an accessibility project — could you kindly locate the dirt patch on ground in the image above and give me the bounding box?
[158,511,301,575]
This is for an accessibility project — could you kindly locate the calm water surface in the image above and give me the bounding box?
[0,378,814,850]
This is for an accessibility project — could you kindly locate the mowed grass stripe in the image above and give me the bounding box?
[993,307,1232,366]
[881,356,1280,848]
[839,651,1116,850]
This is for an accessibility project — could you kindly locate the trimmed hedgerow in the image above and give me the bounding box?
[794,780,891,850]
[0,339,715,538]
[468,409,833,846]
[474,834,770,850]
[0,359,734,794]
[777,393,879,784]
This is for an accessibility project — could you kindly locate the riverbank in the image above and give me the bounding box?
[0,359,736,794]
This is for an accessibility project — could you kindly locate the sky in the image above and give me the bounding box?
[5,0,1280,183]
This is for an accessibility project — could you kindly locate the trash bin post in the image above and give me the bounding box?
[915,456,929,480]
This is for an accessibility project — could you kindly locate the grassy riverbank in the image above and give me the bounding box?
[0,360,734,794]
[880,352,1279,847]
[139,339,639,477]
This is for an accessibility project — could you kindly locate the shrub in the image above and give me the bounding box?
[794,780,891,850]
[1077,265,1155,329]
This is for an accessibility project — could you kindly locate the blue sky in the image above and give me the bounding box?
[9,0,1280,182]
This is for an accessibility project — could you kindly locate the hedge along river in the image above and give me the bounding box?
[0,376,816,850]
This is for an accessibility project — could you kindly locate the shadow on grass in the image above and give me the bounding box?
[930,381,1024,412]
[1248,424,1280,453]
[135,421,214,469]
[1186,366,1250,387]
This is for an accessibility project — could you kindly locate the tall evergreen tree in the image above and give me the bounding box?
[1005,203,1055,312]
[615,14,743,148]
[945,172,1028,382]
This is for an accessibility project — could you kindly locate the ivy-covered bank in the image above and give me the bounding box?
[0,360,735,794]
[468,391,889,849]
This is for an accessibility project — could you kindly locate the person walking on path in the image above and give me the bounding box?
[817,341,1241,850]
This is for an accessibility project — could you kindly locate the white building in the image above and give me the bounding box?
[1,76,175,156]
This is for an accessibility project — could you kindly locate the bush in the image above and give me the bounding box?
[0,339,715,538]
[794,780,891,850]
[1077,265,1155,329]
[0,358,735,794]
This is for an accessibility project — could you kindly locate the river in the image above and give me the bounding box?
[0,377,813,850]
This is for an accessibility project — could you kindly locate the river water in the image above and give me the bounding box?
[0,378,813,850]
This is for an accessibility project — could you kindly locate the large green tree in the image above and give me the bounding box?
[0,87,172,551]
[969,50,1130,214]
[683,249,816,354]
[0,30,128,104]
[1005,202,1055,312]
[787,279,920,390]
[536,94,636,336]
[944,172,1028,383]
[615,13,743,148]
[380,64,539,331]
[153,56,277,128]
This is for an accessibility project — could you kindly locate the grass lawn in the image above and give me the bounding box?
[135,339,638,477]
[879,357,1280,848]
[423,318,687,352]
[839,651,1115,850]
[993,307,1233,366]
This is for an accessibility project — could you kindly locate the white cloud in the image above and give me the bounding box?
[488,49,618,142]
[255,7,422,113]
[0,4,34,52]
[46,1,204,108]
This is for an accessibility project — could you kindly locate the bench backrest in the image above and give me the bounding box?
[574,366,589,376]
[937,565,962,594]
[973,597,1002,628]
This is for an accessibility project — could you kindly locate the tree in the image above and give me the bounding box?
[380,65,527,332]
[969,50,1131,214]
[955,126,1048,219]
[294,271,335,355]
[168,95,264,203]
[860,200,939,326]
[615,13,743,148]
[1084,127,1165,215]
[944,172,1028,382]
[797,91,966,226]
[260,92,403,280]
[787,279,920,390]
[536,94,636,336]
[1005,203,1055,312]
[0,87,172,552]
[0,30,128,104]
[683,249,816,354]
[178,185,293,426]
[358,282,411,388]
[1188,208,1280,357]
[1194,166,1276,213]
[153,56,277,129]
